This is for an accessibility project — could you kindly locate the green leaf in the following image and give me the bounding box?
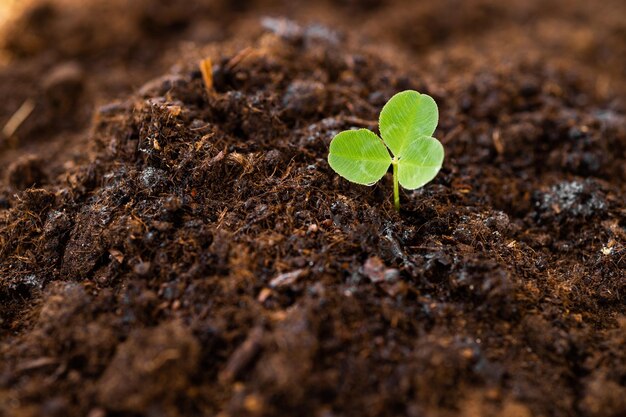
[328,129,391,185]
[379,90,438,156]
[397,136,444,190]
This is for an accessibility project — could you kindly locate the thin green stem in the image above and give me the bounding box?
[392,157,400,211]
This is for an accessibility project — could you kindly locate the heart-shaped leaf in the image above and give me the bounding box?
[397,136,444,189]
[328,129,391,185]
[327,90,444,210]
[379,91,438,156]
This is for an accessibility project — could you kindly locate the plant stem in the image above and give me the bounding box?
[392,157,400,211]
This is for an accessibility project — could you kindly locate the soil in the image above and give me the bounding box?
[0,1,625,417]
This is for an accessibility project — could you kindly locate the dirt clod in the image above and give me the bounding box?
[96,321,200,413]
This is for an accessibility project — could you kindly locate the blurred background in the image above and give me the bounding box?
[1,0,624,136]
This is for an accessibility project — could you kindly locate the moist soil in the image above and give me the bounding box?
[0,1,625,417]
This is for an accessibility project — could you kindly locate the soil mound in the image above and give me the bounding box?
[0,1,625,417]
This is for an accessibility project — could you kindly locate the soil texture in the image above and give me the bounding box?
[0,1,625,417]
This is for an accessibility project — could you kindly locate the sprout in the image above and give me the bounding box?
[328,90,444,211]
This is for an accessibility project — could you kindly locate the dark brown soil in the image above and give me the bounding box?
[1,1,625,417]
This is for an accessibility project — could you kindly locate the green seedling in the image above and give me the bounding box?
[328,90,444,211]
